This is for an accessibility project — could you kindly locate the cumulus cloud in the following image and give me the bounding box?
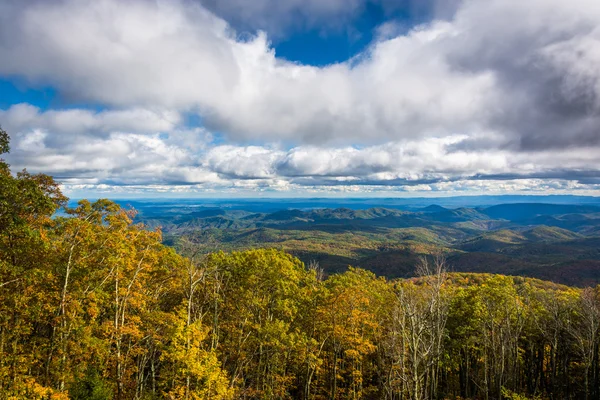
[0,0,494,144]
[0,104,180,137]
[205,145,284,179]
[4,104,599,196]
[1,104,216,186]
[2,0,598,149]
[0,0,599,194]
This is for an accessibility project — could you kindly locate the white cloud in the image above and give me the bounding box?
[0,104,180,137]
[1,0,600,195]
[0,0,506,144]
[5,105,600,195]
[1,0,595,149]
[16,129,47,152]
[205,145,284,178]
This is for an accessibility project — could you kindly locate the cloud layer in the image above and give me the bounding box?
[1,0,599,195]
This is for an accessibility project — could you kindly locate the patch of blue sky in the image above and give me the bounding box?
[0,78,56,109]
[0,78,110,113]
[272,2,430,66]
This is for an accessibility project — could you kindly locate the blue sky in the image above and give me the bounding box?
[1,79,56,109]
[272,2,427,65]
[1,0,599,198]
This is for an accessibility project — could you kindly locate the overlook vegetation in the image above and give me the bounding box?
[2,128,600,400]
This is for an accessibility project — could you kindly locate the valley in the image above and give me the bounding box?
[119,199,600,286]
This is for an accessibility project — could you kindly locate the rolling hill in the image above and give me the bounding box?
[133,203,600,286]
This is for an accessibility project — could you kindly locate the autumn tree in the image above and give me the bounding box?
[569,287,600,400]
[383,256,449,400]
[316,268,391,400]
[0,127,67,398]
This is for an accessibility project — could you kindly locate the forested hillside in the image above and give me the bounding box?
[2,129,600,400]
[130,201,600,287]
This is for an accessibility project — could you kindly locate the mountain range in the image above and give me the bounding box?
[122,201,600,286]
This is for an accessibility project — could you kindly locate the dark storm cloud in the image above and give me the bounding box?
[444,0,600,151]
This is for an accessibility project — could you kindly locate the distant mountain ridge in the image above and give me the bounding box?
[133,202,600,286]
[139,203,600,233]
[481,203,600,220]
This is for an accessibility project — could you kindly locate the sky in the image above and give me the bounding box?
[0,0,599,198]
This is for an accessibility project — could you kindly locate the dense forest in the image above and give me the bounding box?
[2,128,600,400]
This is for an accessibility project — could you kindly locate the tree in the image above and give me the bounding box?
[569,287,600,400]
[318,268,390,400]
[0,127,9,156]
[0,128,67,397]
[204,249,313,399]
[162,311,232,400]
[385,256,449,400]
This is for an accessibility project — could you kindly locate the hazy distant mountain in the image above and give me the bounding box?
[421,204,448,213]
[129,201,600,286]
[482,203,600,221]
